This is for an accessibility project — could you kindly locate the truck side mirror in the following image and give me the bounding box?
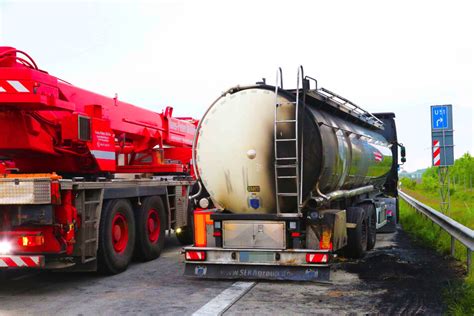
[400,145,406,163]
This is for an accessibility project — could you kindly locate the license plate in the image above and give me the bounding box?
[239,251,275,263]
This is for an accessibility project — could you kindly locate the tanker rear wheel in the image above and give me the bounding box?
[344,206,368,259]
[359,203,376,250]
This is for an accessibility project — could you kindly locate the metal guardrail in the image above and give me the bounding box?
[399,190,474,274]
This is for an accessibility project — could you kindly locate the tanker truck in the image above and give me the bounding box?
[184,67,405,281]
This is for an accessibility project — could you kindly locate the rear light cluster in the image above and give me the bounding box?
[19,235,44,247]
[306,253,329,263]
[185,251,206,261]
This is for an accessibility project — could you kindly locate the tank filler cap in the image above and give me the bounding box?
[246,149,257,159]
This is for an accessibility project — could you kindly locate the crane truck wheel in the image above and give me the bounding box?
[134,196,166,261]
[359,203,377,250]
[98,199,136,275]
[344,207,368,259]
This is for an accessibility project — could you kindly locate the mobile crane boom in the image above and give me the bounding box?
[0,46,197,175]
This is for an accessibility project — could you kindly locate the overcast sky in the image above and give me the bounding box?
[1,0,472,172]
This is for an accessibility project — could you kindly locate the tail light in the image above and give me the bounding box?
[19,234,44,247]
[306,253,329,263]
[291,232,301,238]
[185,251,206,261]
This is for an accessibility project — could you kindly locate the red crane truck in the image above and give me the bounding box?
[0,47,197,274]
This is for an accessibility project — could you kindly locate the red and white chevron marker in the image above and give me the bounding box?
[433,140,441,166]
[0,80,31,93]
[0,255,43,268]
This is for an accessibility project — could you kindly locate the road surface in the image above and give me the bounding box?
[0,227,462,315]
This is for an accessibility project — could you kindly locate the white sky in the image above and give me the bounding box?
[1,0,473,172]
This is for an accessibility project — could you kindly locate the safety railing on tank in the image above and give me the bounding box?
[316,87,384,129]
[398,190,474,274]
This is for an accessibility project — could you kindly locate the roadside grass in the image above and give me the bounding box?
[402,187,474,229]
[400,199,474,315]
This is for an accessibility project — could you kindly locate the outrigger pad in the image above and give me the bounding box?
[184,263,331,282]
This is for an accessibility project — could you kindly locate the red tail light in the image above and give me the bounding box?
[306,253,329,263]
[185,251,206,261]
[213,231,222,237]
[291,232,301,237]
[18,234,44,247]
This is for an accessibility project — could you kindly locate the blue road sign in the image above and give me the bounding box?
[430,104,454,166]
[431,106,448,129]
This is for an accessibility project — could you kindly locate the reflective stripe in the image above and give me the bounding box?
[11,256,25,266]
[90,150,115,160]
[433,140,441,166]
[7,80,29,92]
[0,86,6,92]
[0,256,43,268]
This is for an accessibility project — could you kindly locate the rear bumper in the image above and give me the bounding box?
[185,263,330,282]
[183,247,331,282]
[0,255,44,269]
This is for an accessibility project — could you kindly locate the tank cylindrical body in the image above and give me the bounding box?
[194,86,393,214]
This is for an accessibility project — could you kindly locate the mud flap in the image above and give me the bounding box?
[184,263,331,282]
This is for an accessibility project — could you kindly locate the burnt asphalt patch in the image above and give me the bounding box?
[342,228,464,315]
[226,228,464,315]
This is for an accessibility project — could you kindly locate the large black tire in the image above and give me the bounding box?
[134,196,166,261]
[98,199,136,275]
[360,203,376,250]
[344,206,368,259]
[176,200,195,245]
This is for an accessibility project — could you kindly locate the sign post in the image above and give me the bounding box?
[430,105,454,213]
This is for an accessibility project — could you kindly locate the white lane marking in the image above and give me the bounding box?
[193,281,256,316]
[7,80,29,92]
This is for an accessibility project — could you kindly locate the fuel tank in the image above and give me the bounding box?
[194,85,393,214]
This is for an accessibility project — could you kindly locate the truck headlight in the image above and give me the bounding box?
[0,241,12,254]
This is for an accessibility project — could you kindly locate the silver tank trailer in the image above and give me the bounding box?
[194,85,393,214]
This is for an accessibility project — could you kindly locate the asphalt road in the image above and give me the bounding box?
[0,227,462,315]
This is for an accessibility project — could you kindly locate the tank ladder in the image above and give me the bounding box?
[273,67,304,216]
